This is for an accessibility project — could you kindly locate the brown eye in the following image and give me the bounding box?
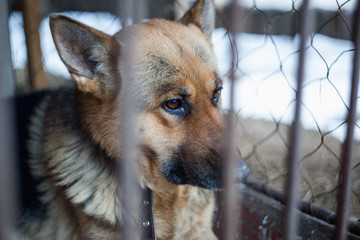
[166,99,182,110]
[213,89,221,98]
[212,87,222,106]
[162,98,189,117]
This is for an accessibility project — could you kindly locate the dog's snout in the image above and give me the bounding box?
[235,155,250,182]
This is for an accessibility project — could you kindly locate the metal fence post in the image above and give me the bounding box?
[334,1,360,239]
[0,0,17,238]
[221,0,243,239]
[118,0,147,239]
[283,0,310,239]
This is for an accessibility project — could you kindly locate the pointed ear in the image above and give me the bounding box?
[179,0,215,40]
[50,14,120,100]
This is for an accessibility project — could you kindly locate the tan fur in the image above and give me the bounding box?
[16,1,249,239]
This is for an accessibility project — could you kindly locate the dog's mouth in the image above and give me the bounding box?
[161,152,250,190]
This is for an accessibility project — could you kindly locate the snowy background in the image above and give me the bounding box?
[9,0,359,141]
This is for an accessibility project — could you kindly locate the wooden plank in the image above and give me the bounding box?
[22,0,47,91]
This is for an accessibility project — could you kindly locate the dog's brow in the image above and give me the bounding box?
[180,87,191,96]
[148,55,177,79]
[152,81,181,96]
[213,72,222,87]
[193,44,209,63]
[153,82,190,98]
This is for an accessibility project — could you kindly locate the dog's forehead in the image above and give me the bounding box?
[115,19,220,105]
[116,19,217,71]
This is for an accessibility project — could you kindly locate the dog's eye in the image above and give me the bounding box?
[162,98,189,116]
[212,87,222,106]
[166,99,182,110]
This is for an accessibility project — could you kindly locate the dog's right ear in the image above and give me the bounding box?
[180,0,215,41]
[50,15,120,100]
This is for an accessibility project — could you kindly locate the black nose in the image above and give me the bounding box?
[235,155,250,182]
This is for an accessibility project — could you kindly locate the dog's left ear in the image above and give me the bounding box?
[50,15,120,100]
[180,0,215,40]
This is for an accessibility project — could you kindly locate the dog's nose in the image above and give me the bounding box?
[235,154,250,182]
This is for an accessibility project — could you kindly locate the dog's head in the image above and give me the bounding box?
[50,0,249,190]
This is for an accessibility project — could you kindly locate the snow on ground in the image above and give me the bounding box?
[212,28,358,141]
[9,11,359,140]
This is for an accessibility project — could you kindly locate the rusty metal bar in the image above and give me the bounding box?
[283,0,310,239]
[334,1,360,239]
[118,0,146,239]
[0,103,16,240]
[118,0,137,238]
[174,0,192,20]
[220,0,243,239]
[0,3,15,97]
[0,0,17,238]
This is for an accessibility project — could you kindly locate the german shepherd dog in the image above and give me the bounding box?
[15,0,249,239]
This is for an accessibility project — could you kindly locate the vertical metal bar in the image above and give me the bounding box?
[118,0,137,238]
[334,1,360,239]
[0,0,17,239]
[118,0,146,239]
[0,0,15,97]
[0,104,16,240]
[221,0,242,239]
[283,0,310,239]
[174,0,192,20]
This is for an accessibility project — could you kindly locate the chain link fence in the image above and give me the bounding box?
[211,0,360,220]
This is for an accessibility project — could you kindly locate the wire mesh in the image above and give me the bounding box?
[213,0,360,222]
